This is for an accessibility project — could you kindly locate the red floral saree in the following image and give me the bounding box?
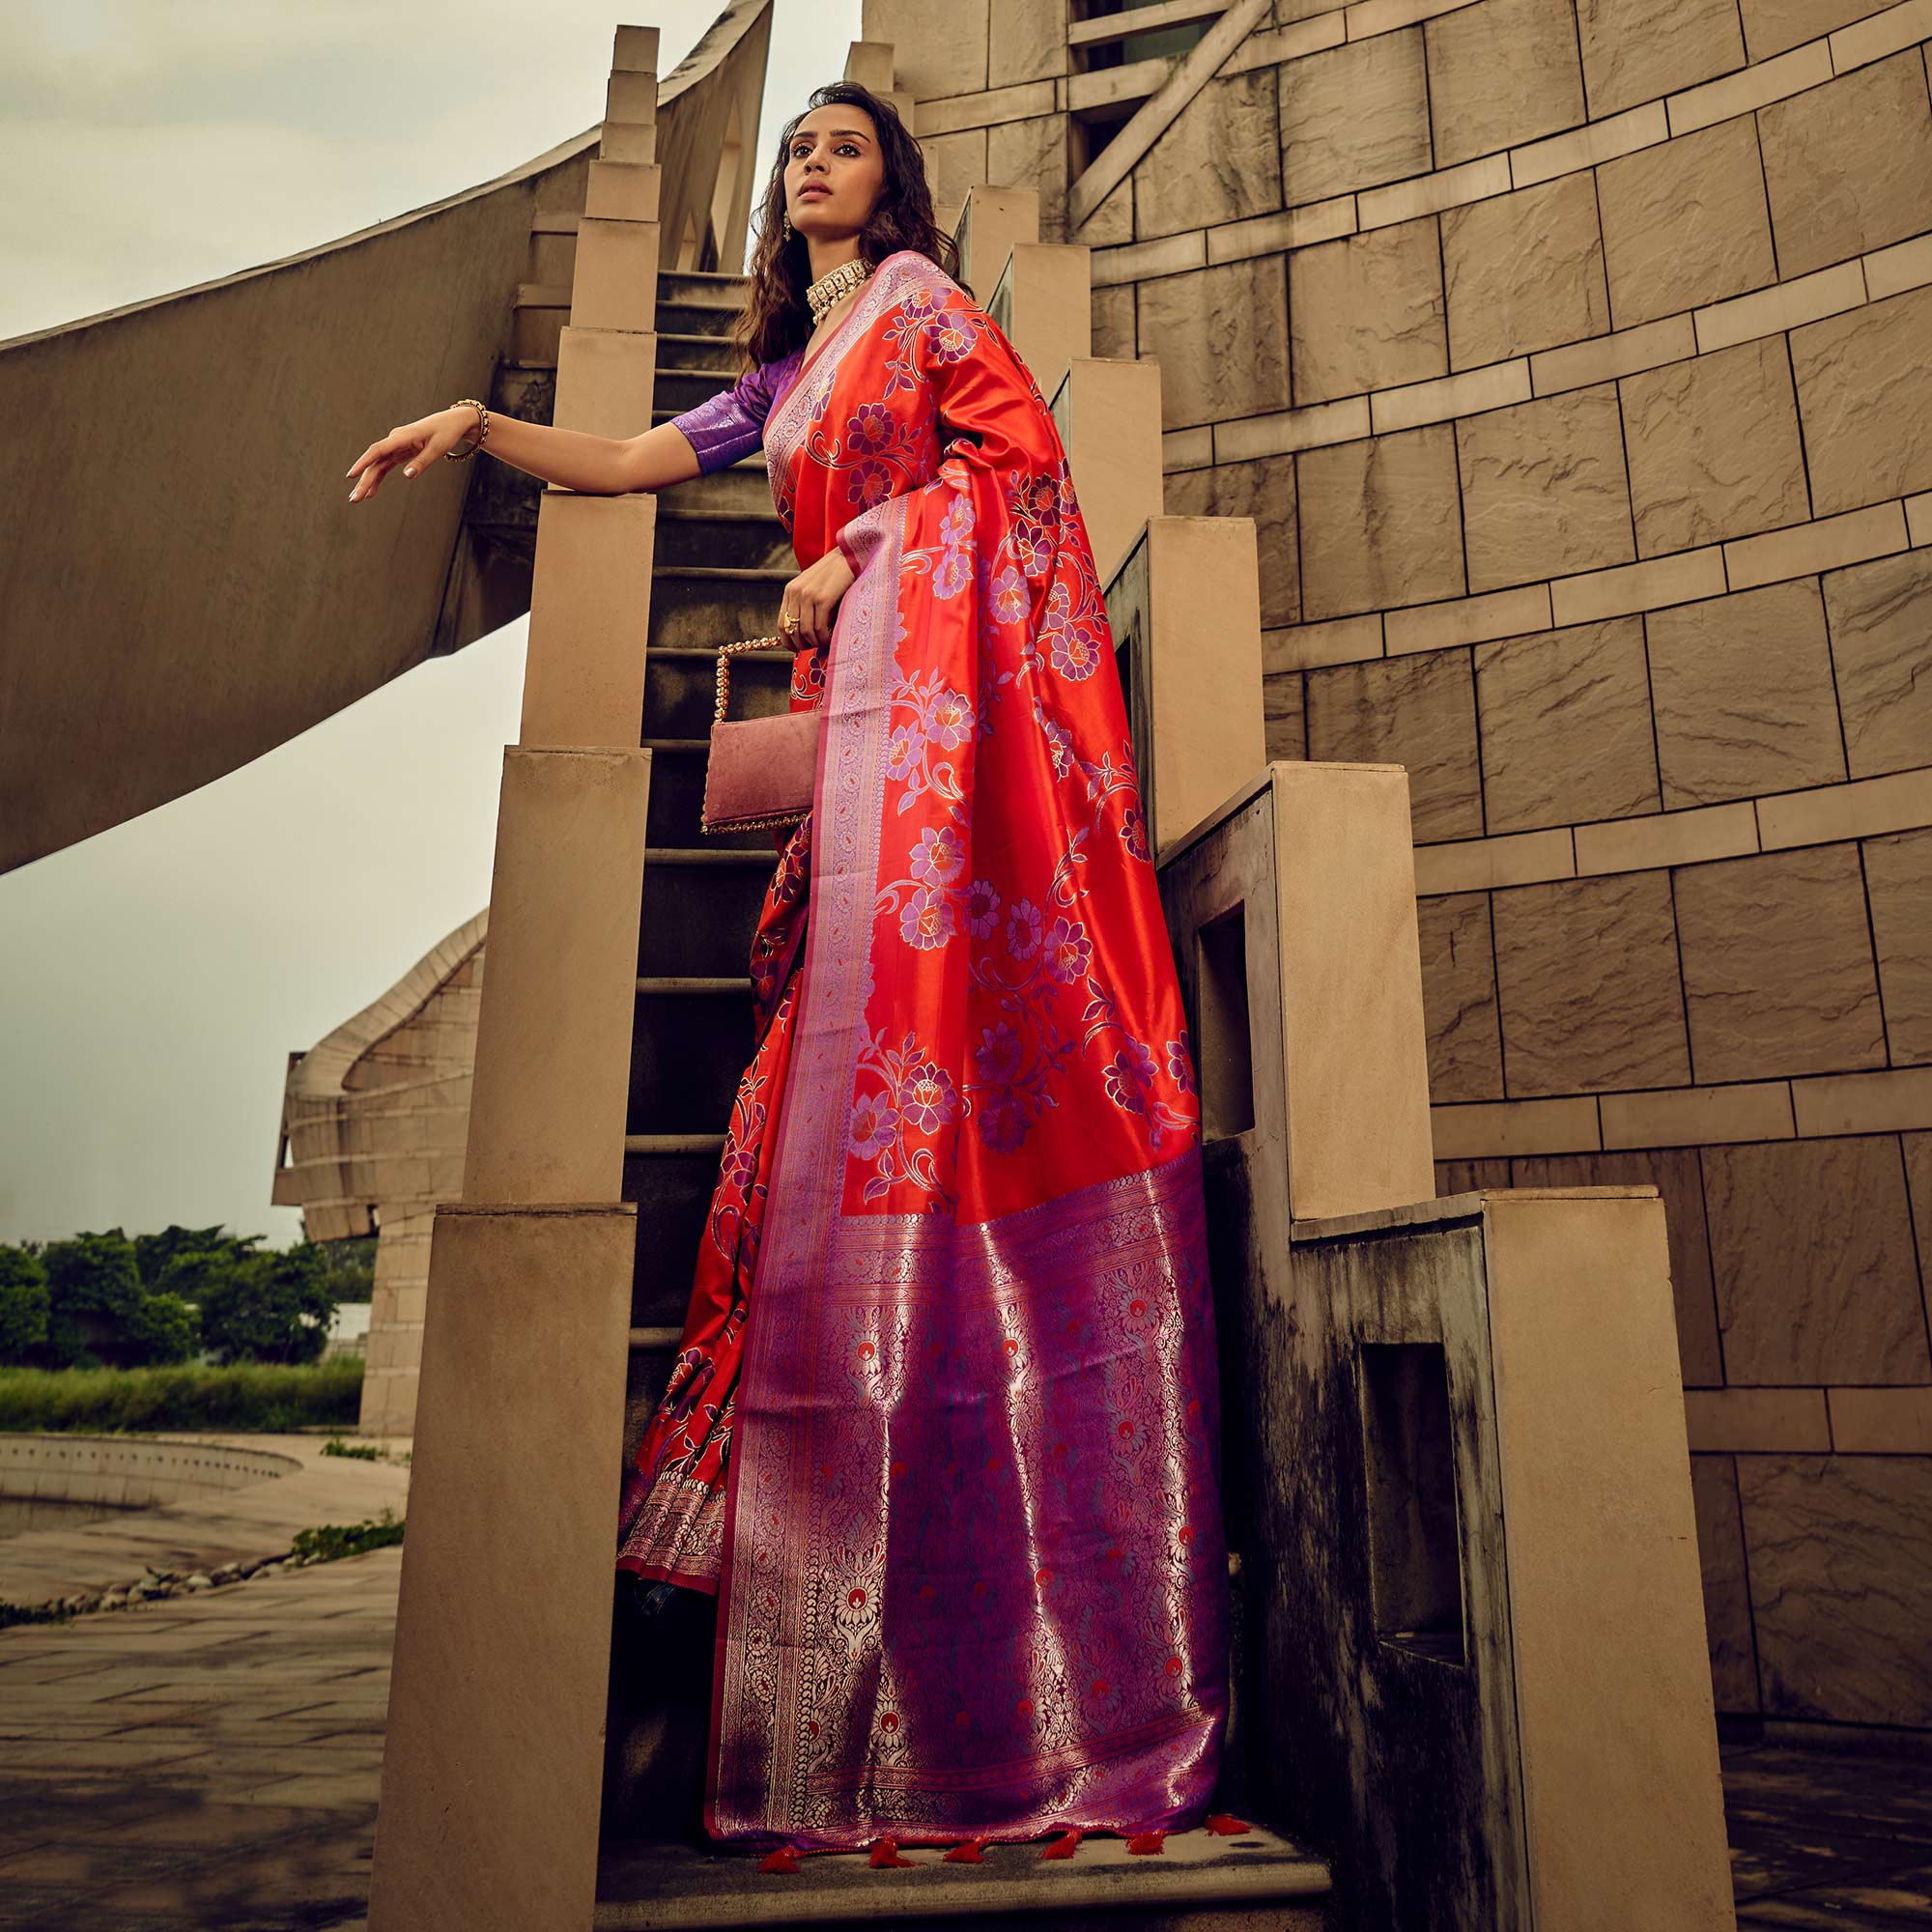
[616,247,1229,1854]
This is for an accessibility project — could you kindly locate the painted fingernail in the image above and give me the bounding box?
[403,466,414,476]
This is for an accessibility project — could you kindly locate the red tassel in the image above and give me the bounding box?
[1126,1830,1167,1855]
[1205,1812,1251,1835]
[1039,1827,1083,1860]
[943,1837,989,1862]
[868,1835,916,1867]
[758,1846,801,1874]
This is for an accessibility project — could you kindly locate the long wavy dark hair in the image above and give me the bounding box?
[731,82,969,370]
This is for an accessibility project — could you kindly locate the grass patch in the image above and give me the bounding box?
[0,1599,75,1632]
[320,1436,390,1462]
[291,1506,404,1565]
[0,1359,363,1435]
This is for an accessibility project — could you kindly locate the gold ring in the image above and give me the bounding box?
[781,612,800,634]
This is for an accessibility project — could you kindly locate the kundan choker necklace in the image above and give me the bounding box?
[805,254,872,324]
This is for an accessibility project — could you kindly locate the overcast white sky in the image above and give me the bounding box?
[0,0,860,1247]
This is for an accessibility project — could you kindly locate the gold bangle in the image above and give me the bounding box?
[443,398,489,461]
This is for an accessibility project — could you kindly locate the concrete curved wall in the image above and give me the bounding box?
[0,1434,300,1509]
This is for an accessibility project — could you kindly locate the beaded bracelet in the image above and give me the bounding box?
[443,398,490,461]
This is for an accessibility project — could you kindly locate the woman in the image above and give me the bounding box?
[347,81,1232,1867]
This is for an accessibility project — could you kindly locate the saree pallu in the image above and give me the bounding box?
[621,247,1230,1854]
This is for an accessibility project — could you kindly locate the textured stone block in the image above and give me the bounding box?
[1277,29,1432,205]
[1303,650,1484,841]
[1297,422,1465,620]
[1792,281,1932,517]
[987,115,1067,242]
[1864,828,1932,1065]
[1823,548,1932,781]
[1758,50,1932,281]
[1576,0,1744,119]
[921,127,989,214]
[1136,71,1282,241]
[1597,118,1776,329]
[1492,871,1691,1094]
[1675,845,1885,1081]
[1136,257,1290,431]
[1162,452,1301,628]
[1689,1456,1761,1712]
[1458,384,1634,594]
[1647,581,1845,810]
[1416,892,1504,1103]
[1621,336,1810,557]
[1703,1136,1931,1384]
[1739,1454,1932,1727]
[1516,1146,1722,1386]
[989,0,1065,85]
[1264,670,1306,759]
[1440,173,1607,371]
[1911,1130,1932,1288]
[1473,616,1660,834]
[1739,0,1884,60]
[1424,0,1587,167]
[1289,217,1445,407]
[864,0,988,98]
[1092,283,1133,361]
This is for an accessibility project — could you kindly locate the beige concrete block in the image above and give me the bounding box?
[1757,766,1932,849]
[1162,453,1301,628]
[1510,99,1667,190]
[1575,801,1759,876]
[1693,259,1865,357]
[1373,359,1534,436]
[552,328,658,440]
[989,0,1065,85]
[843,41,895,91]
[1214,395,1372,463]
[1703,1135,1931,1382]
[1163,427,1213,472]
[1832,545,1932,777]
[1290,216,1445,407]
[1297,422,1465,619]
[1739,1453,1932,1727]
[461,750,652,1205]
[1474,617,1660,833]
[1684,1389,1832,1453]
[1304,649,1484,840]
[989,243,1090,397]
[1865,830,1932,1062]
[1758,51,1932,282]
[1436,1156,1513,1191]
[520,493,657,750]
[1532,312,1696,395]
[1577,0,1744,119]
[1793,281,1932,517]
[365,1203,636,1932]
[1093,284,1135,363]
[1358,154,1513,233]
[1515,1147,1722,1384]
[1135,256,1290,431]
[1829,1385,1932,1453]
[583,161,660,225]
[1049,357,1164,586]
[604,71,657,127]
[1492,871,1691,1094]
[1866,229,1932,302]
[1208,196,1359,264]
[569,218,659,335]
[1597,118,1776,330]
[1791,1065,1932,1138]
[1426,0,1587,168]
[1740,0,1888,60]
[922,127,991,214]
[1264,669,1307,759]
[1074,173,1133,249]
[986,115,1067,242]
[1458,384,1634,594]
[611,23,659,71]
[1417,892,1504,1102]
[1440,172,1607,373]
[598,124,655,166]
[1549,543,1727,627]
[1273,762,1437,1216]
[1264,612,1383,670]
[1648,581,1844,809]
[863,0,988,97]
[1384,583,1552,657]
[916,81,1055,137]
[1136,71,1282,240]
[952,183,1038,293]
[1412,825,1576,894]
[1725,501,1911,592]
[1433,1092,1603,1155]
[1622,337,1810,557]
[1833,0,1932,70]
[1907,1130,1932,1287]
[1667,40,1832,136]
[1689,1455,1761,1712]
[1278,27,1433,203]
[1090,231,1205,292]
[1676,844,1885,1081]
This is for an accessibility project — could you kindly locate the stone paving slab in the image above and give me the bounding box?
[0,1433,411,1608]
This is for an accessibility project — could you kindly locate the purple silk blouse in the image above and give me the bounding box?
[668,345,807,475]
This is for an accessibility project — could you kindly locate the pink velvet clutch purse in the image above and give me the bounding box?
[699,637,820,836]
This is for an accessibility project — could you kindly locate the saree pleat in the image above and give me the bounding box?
[620,248,1229,1853]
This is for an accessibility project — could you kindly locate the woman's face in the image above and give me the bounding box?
[783,105,885,241]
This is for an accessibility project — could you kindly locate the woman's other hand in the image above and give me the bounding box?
[779,547,857,647]
[345,405,482,503]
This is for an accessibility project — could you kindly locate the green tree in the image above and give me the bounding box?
[296,1234,376,1304]
[183,1243,339,1366]
[133,1223,233,1291]
[42,1231,146,1367]
[0,1246,50,1362]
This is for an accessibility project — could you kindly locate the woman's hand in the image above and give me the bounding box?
[778,546,856,647]
[345,405,483,503]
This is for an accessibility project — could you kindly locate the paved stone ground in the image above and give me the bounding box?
[2,1541,1928,1930]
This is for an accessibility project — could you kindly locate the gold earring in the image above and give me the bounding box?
[781,210,793,238]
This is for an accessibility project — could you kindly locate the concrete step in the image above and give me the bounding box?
[593,1820,1333,1929]
[658,453,778,516]
[656,366,739,415]
[659,268,749,311]
[629,981,754,1137]
[654,507,794,572]
[647,567,793,650]
[643,644,794,742]
[639,849,777,978]
[643,738,778,850]
[657,329,750,374]
[622,1137,727,1329]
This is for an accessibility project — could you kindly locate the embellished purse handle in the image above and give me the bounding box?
[713,635,786,724]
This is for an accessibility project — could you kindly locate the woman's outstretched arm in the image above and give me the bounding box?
[345,405,701,504]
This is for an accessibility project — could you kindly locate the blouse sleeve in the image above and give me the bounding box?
[667,358,781,475]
